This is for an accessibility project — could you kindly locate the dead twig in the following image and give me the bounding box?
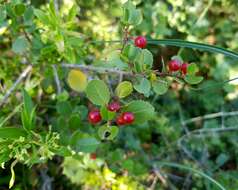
[0,65,32,108]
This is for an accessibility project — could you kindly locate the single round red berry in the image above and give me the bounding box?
[88,109,102,124]
[116,116,126,126]
[181,63,188,75]
[122,112,135,124]
[168,59,181,72]
[107,102,120,112]
[90,153,97,160]
[134,36,147,48]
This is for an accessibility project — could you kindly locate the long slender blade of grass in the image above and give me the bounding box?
[147,39,238,60]
[156,162,226,190]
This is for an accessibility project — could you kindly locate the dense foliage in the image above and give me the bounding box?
[0,0,238,189]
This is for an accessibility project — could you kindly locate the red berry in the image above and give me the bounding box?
[168,59,181,72]
[107,102,120,112]
[181,63,188,75]
[88,109,102,124]
[116,116,126,126]
[90,153,97,160]
[122,112,135,124]
[134,36,147,48]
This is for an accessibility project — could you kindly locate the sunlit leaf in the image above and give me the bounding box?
[67,69,87,92]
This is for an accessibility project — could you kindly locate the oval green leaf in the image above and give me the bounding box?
[123,100,155,124]
[86,80,110,106]
[115,81,133,98]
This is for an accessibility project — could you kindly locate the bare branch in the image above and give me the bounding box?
[52,65,61,94]
[60,63,180,79]
[0,65,32,107]
[182,111,238,125]
[61,63,134,76]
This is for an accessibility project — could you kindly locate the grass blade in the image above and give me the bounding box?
[156,162,226,190]
[147,39,238,60]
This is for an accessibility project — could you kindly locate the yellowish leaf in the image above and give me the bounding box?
[67,69,87,92]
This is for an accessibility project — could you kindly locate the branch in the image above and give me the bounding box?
[182,111,238,125]
[60,63,180,79]
[52,65,61,94]
[61,63,134,75]
[0,65,32,108]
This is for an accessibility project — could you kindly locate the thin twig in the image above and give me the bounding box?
[52,65,61,94]
[0,65,32,108]
[152,166,167,188]
[182,111,238,125]
[60,63,180,79]
[61,63,133,75]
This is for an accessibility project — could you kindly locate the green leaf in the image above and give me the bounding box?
[12,36,28,54]
[122,159,134,173]
[128,9,142,26]
[22,89,34,116]
[21,90,36,131]
[100,106,116,121]
[24,6,34,25]
[121,1,142,26]
[123,100,155,124]
[107,50,128,69]
[123,44,141,61]
[86,80,110,106]
[115,81,133,98]
[133,78,151,96]
[142,49,153,69]
[98,125,119,140]
[185,75,204,84]
[71,132,100,153]
[152,80,169,95]
[0,151,10,164]
[187,63,198,75]
[56,101,72,116]
[14,3,26,16]
[135,49,153,72]
[0,127,27,139]
[34,9,50,26]
[70,131,99,152]
[148,39,238,60]
[68,114,81,129]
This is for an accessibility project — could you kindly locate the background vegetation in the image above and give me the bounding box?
[0,0,238,189]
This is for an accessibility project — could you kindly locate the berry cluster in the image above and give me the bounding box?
[88,101,135,126]
[168,59,188,75]
[133,36,189,75]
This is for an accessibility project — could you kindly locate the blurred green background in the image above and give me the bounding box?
[1,0,238,189]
